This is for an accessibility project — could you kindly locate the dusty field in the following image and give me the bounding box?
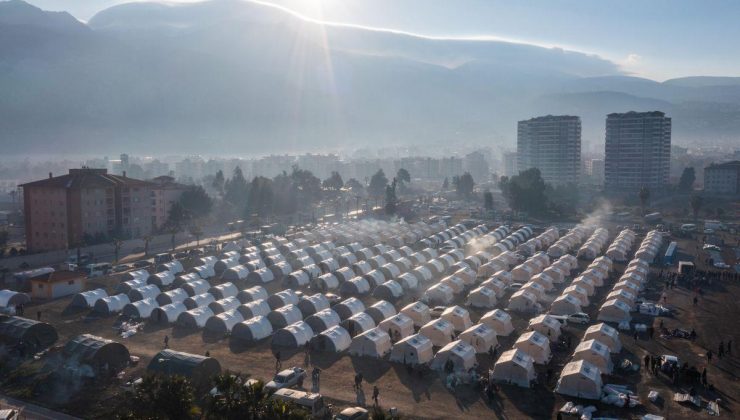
[2,233,739,419]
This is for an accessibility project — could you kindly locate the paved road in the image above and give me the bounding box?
[0,394,80,420]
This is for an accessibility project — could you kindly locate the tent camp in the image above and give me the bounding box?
[333,298,365,320]
[93,293,130,315]
[378,313,415,342]
[419,319,455,347]
[313,273,340,292]
[597,299,632,323]
[311,325,352,353]
[411,266,433,284]
[237,299,271,319]
[530,273,554,292]
[156,288,189,306]
[528,314,562,342]
[122,298,158,319]
[181,280,210,297]
[423,283,454,306]
[583,323,621,353]
[150,302,187,324]
[214,257,240,274]
[573,339,613,374]
[549,294,583,316]
[0,316,58,352]
[373,280,404,301]
[267,305,303,329]
[285,269,312,289]
[555,360,603,400]
[352,260,373,276]
[507,289,540,313]
[147,271,175,288]
[379,263,402,281]
[267,290,300,310]
[440,306,472,332]
[232,315,273,342]
[542,266,566,284]
[297,293,330,317]
[237,286,269,304]
[480,309,514,336]
[208,283,238,300]
[70,288,107,309]
[490,348,536,388]
[511,264,536,282]
[304,308,340,333]
[514,331,552,364]
[389,334,434,366]
[341,312,376,337]
[204,309,244,334]
[116,278,146,294]
[270,262,294,281]
[148,349,221,389]
[273,321,315,348]
[62,334,130,375]
[430,340,477,372]
[400,302,432,327]
[364,300,397,324]
[340,277,371,297]
[208,297,241,314]
[183,293,215,310]
[177,306,215,329]
[466,286,497,309]
[348,327,392,358]
[459,323,498,353]
[337,253,358,268]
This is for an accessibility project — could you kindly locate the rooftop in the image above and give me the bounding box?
[21,168,153,189]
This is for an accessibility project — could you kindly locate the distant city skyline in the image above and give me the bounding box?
[24,0,740,80]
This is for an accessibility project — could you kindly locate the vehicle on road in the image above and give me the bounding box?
[174,251,189,259]
[702,244,721,252]
[86,262,111,278]
[334,407,369,420]
[567,312,590,324]
[132,260,152,268]
[112,264,132,273]
[270,388,327,418]
[713,262,730,269]
[155,253,173,264]
[265,367,307,391]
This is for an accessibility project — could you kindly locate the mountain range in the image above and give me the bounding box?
[1,0,739,155]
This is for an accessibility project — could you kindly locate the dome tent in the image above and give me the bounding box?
[490,348,536,388]
[181,280,210,297]
[208,283,238,300]
[313,273,339,292]
[372,280,404,301]
[389,334,433,366]
[362,270,386,289]
[340,277,371,297]
[555,360,603,400]
[430,340,477,373]
[272,321,314,348]
[333,298,365,320]
[122,269,149,282]
[440,306,472,332]
[514,331,552,364]
[304,309,341,333]
[419,319,455,347]
[297,293,330,317]
[284,270,310,289]
[479,309,515,336]
[221,265,249,284]
[237,286,269,304]
[459,323,498,353]
[400,302,432,328]
[93,293,131,315]
[205,309,245,334]
[348,327,391,358]
[128,285,161,302]
[191,265,216,280]
[237,299,271,319]
[572,339,613,374]
[156,288,189,306]
[267,304,303,329]
[183,293,216,310]
[378,313,415,342]
[528,314,562,342]
[157,260,184,275]
[341,312,376,337]
[247,267,275,285]
[150,302,187,324]
[267,290,300,310]
[311,325,352,353]
[364,300,397,324]
[232,315,273,342]
[122,298,158,319]
[0,316,58,353]
[148,349,221,390]
[549,294,583,316]
[62,334,130,376]
[583,323,621,353]
[177,306,214,329]
[70,289,107,309]
[147,271,175,288]
[208,297,241,314]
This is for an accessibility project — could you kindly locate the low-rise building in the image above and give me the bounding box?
[704,161,740,195]
[30,271,86,300]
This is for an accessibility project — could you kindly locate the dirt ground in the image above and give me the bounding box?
[2,230,739,419]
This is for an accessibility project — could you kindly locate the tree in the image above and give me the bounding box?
[690,194,703,221]
[123,374,197,420]
[205,373,308,419]
[142,235,152,256]
[189,225,203,247]
[385,179,398,216]
[368,170,389,198]
[499,169,548,214]
[290,166,322,206]
[322,171,344,191]
[483,190,494,211]
[167,202,188,229]
[344,178,364,194]
[179,186,213,219]
[224,166,249,206]
[246,176,274,217]
[212,170,225,196]
[169,226,180,251]
[442,177,449,191]
[112,239,123,263]
[678,167,696,192]
[638,186,651,215]
[453,172,475,199]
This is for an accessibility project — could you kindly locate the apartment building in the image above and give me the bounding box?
[517,115,581,185]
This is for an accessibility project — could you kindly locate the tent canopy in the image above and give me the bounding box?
[63,334,130,374]
[389,333,433,366]
[148,349,221,388]
[0,316,58,351]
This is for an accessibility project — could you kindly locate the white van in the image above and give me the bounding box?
[270,388,328,418]
[680,224,696,233]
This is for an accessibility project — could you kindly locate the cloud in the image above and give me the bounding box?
[625,53,642,65]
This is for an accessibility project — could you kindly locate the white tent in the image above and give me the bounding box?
[232,315,273,342]
[514,331,552,364]
[530,273,554,292]
[284,270,311,289]
[373,280,404,301]
[267,304,303,329]
[570,277,596,296]
[396,273,419,291]
[222,265,249,283]
[528,314,562,342]
[337,253,358,268]
[122,297,158,319]
[389,334,434,366]
[424,283,454,306]
[313,273,339,291]
[563,285,590,306]
[209,283,238,300]
[334,297,365,320]
[122,269,149,282]
[272,321,314,348]
[400,301,431,328]
[459,323,498,353]
[453,267,477,286]
[311,325,352,353]
[365,300,397,324]
[267,290,299,310]
[340,277,371,297]
[555,360,603,400]
[605,289,636,310]
[297,293,330,317]
[304,308,341,333]
[148,271,175,288]
[511,264,536,282]
[237,299,271,319]
[521,281,547,301]
[205,309,245,334]
[419,319,455,347]
[542,266,566,284]
[116,278,146,294]
[582,323,621,353]
[157,260,184,275]
[412,266,434,284]
[440,275,465,294]
[247,267,275,285]
[352,260,373,276]
[150,302,187,324]
[209,297,241,314]
[440,306,472,332]
[597,299,632,323]
[195,255,218,267]
[155,288,188,306]
[430,340,477,372]
[348,327,392,358]
[478,260,508,278]
[378,313,415,342]
[177,306,214,329]
[342,312,376,337]
[613,279,642,295]
[70,288,107,308]
[478,278,507,298]
[573,339,613,374]
[549,294,583,316]
[183,293,215,310]
[466,286,497,309]
[128,285,161,302]
[379,263,402,280]
[479,309,514,336]
[237,286,269,304]
[174,272,201,288]
[181,280,210,297]
[490,348,536,388]
[507,289,540,313]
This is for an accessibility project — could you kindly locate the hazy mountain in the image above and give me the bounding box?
[1,0,738,155]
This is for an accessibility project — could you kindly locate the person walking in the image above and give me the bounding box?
[164,335,169,349]
[372,385,379,406]
[644,354,650,369]
[275,350,282,372]
[707,349,713,363]
[634,331,639,342]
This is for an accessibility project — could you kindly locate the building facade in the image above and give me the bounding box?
[604,111,671,191]
[704,161,740,195]
[517,115,581,185]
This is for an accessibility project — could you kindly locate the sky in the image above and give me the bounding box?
[23,0,740,81]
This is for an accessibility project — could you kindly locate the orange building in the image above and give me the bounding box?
[30,271,86,300]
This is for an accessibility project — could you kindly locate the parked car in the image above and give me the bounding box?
[265,367,306,391]
[113,264,132,273]
[334,407,369,420]
[567,312,591,325]
[702,244,721,252]
[132,260,152,268]
[174,251,189,259]
[189,248,204,256]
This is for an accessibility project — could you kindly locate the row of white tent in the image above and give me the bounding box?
[295,219,443,248]
[596,257,651,324]
[547,224,593,258]
[604,229,637,262]
[488,226,535,257]
[508,253,580,314]
[516,227,560,257]
[576,228,610,260]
